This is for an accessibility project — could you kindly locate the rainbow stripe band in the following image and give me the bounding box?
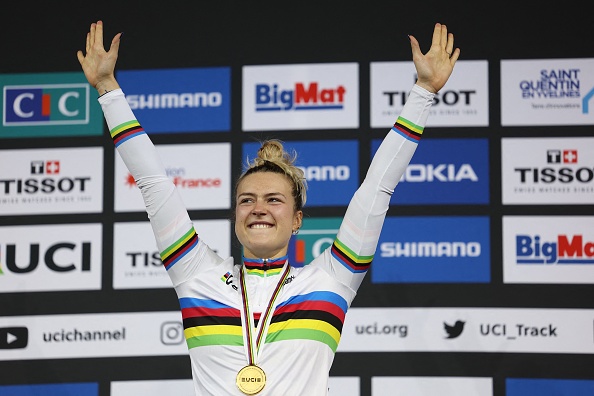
[392,116,423,142]
[330,238,372,273]
[110,120,145,147]
[179,290,349,353]
[160,228,199,270]
[267,291,348,352]
[180,297,244,348]
[243,256,288,277]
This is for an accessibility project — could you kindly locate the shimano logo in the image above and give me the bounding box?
[127,92,223,110]
[380,241,481,258]
[298,165,350,181]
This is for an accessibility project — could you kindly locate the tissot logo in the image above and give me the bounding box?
[31,160,60,174]
[501,137,594,205]
[547,149,577,164]
[0,159,90,195]
[0,326,28,349]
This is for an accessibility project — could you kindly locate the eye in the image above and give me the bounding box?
[268,197,282,203]
[239,197,254,204]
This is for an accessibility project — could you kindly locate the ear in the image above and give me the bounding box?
[293,210,303,231]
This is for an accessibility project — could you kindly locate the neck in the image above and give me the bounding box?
[242,255,288,272]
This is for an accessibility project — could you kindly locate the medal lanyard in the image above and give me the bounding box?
[239,261,290,366]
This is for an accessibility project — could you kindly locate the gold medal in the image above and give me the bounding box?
[236,262,289,394]
[236,365,266,395]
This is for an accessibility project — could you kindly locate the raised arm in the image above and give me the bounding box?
[317,23,459,292]
[77,21,222,285]
[76,20,121,95]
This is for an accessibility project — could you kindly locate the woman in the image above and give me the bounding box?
[77,20,459,396]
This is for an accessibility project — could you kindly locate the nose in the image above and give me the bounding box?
[252,200,267,215]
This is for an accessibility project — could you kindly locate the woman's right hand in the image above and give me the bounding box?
[76,20,121,95]
[409,22,460,94]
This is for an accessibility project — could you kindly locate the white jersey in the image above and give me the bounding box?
[99,85,434,396]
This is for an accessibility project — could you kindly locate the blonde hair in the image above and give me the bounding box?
[237,140,307,211]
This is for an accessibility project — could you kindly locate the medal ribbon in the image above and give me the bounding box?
[239,260,290,366]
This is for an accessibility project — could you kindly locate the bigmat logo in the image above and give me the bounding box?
[507,378,594,395]
[0,147,103,215]
[501,137,594,204]
[0,223,102,292]
[372,138,489,204]
[117,67,230,133]
[503,216,594,284]
[288,218,341,267]
[501,58,594,126]
[115,143,230,212]
[242,63,358,131]
[373,216,490,283]
[370,60,489,128]
[0,72,103,138]
[243,140,358,206]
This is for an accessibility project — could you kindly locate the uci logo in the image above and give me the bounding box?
[0,242,91,274]
[3,84,89,126]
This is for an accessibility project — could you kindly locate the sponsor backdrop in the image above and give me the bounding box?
[0,3,592,396]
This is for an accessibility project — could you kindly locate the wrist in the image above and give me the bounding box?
[95,78,120,96]
[414,80,437,94]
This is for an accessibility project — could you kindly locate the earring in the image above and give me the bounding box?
[292,229,299,235]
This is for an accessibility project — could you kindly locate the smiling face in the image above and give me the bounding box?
[234,172,303,260]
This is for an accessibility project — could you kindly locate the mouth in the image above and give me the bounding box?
[249,222,273,229]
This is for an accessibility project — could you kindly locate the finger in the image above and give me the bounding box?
[446,32,454,56]
[440,24,448,49]
[85,32,90,53]
[95,20,104,48]
[89,22,96,48]
[408,34,422,58]
[108,32,122,56]
[431,23,442,49]
[450,48,461,64]
[76,50,85,66]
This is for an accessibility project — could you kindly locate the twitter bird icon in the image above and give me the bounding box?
[444,320,465,339]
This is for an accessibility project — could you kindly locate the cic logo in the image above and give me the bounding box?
[3,84,89,126]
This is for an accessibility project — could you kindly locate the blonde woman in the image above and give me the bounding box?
[78,20,459,396]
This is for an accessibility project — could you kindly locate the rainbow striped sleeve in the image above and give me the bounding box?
[267,291,348,353]
[110,120,146,147]
[391,116,423,143]
[330,238,373,274]
[180,297,243,349]
[160,228,199,270]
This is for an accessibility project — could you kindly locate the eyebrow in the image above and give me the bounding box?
[237,192,287,199]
